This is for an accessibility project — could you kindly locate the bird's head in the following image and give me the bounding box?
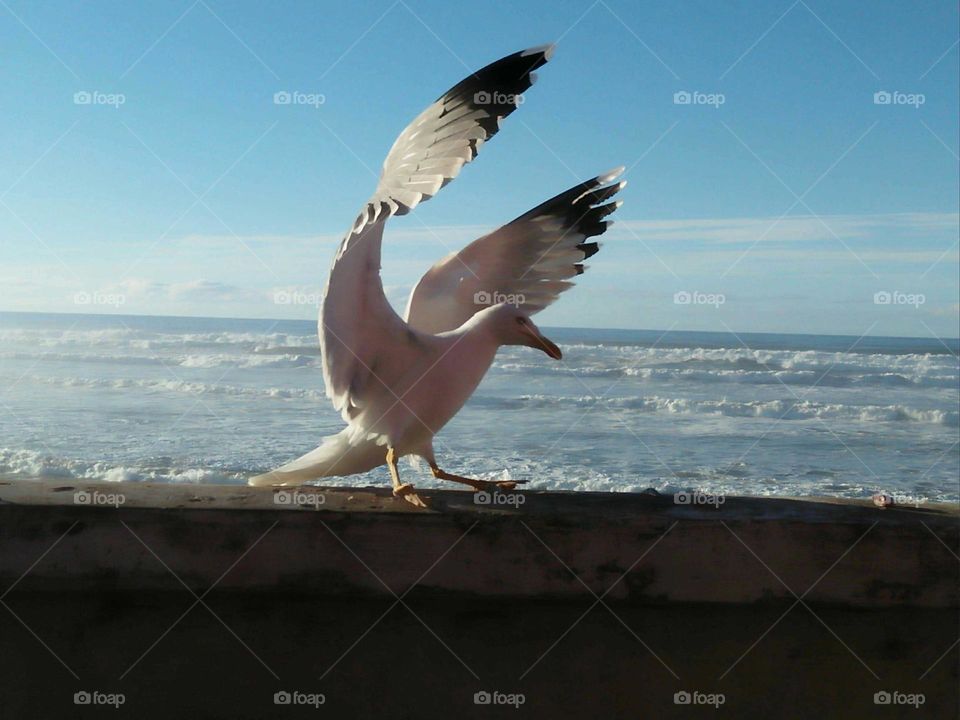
[479,303,562,359]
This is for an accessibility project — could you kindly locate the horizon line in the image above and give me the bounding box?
[1,308,957,345]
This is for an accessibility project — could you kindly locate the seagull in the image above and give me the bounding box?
[250,45,625,506]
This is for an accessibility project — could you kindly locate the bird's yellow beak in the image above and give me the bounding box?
[519,324,562,360]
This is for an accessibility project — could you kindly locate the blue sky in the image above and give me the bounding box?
[1,0,957,339]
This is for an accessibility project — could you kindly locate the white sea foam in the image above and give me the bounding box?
[493,348,958,388]
[0,448,245,484]
[0,327,317,350]
[22,375,325,400]
[1,317,956,502]
[177,353,315,369]
[497,394,959,426]
[0,351,318,369]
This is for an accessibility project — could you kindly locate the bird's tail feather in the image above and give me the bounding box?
[248,428,384,486]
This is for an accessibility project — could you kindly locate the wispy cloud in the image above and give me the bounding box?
[610,212,959,244]
[2,212,956,335]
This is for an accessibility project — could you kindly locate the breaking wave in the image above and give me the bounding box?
[0,448,246,484]
[474,394,959,426]
[22,375,325,400]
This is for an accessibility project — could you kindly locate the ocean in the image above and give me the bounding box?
[0,311,957,503]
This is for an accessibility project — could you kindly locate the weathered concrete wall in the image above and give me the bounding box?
[1,594,955,719]
[1,480,957,607]
[0,480,957,719]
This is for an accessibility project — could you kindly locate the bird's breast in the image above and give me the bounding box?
[402,335,498,436]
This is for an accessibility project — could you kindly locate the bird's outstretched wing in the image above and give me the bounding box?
[321,45,554,426]
[351,44,553,234]
[403,168,625,334]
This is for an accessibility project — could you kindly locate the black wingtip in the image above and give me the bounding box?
[521,43,556,61]
[440,46,552,106]
[432,46,554,149]
[577,242,600,259]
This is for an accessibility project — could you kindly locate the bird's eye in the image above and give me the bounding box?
[515,317,526,326]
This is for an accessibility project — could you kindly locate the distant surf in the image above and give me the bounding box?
[1,312,956,503]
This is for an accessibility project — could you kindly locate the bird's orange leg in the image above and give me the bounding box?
[387,447,428,508]
[429,463,523,492]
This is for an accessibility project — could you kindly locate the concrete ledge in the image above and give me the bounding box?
[2,480,958,718]
[2,479,957,607]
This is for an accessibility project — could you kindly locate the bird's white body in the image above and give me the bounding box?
[251,307,502,484]
[249,45,623,492]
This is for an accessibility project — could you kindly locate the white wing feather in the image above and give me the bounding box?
[403,168,626,334]
[320,46,554,430]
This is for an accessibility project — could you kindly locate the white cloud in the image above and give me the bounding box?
[929,303,960,318]
[168,279,254,302]
[611,212,959,244]
[2,211,956,335]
